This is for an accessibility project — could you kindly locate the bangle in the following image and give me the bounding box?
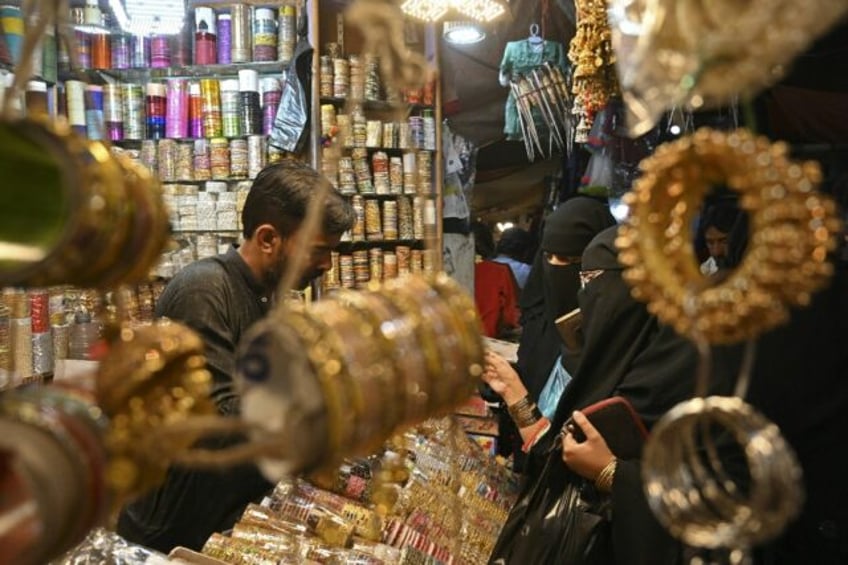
[617,128,841,344]
[595,457,617,493]
[508,396,543,428]
[521,418,551,453]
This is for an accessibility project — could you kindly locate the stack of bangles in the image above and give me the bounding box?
[594,458,617,493]
[236,273,486,476]
[507,396,552,453]
[507,396,542,428]
[0,117,169,288]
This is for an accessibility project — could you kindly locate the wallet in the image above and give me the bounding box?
[563,396,649,460]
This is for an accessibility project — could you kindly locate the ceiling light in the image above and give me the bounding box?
[109,0,186,35]
[443,21,486,45]
[401,0,505,23]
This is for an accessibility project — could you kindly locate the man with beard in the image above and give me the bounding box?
[117,162,355,553]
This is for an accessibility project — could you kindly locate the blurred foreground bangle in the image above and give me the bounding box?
[616,128,841,344]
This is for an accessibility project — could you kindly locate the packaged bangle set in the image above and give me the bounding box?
[201,420,519,565]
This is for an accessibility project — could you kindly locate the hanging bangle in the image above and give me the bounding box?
[595,457,618,493]
[616,128,842,344]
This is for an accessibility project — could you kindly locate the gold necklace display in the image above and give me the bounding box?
[616,127,842,345]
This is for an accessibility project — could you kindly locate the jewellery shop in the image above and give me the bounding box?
[1,0,847,564]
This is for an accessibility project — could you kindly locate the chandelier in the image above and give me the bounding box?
[400,0,506,22]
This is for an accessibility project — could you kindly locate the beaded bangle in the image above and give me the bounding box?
[617,128,841,344]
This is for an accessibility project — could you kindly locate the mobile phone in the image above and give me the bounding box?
[555,308,583,351]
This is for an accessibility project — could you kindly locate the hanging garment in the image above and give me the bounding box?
[500,39,567,141]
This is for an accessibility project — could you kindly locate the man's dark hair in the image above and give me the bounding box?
[702,204,739,234]
[496,227,531,261]
[471,221,496,259]
[242,162,355,239]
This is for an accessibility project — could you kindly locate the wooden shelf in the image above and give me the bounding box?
[320,96,434,113]
[60,61,286,84]
[327,144,436,154]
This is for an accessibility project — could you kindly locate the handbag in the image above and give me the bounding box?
[489,396,650,564]
[488,446,612,564]
[562,396,648,460]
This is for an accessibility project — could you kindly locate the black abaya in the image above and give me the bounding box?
[490,226,701,565]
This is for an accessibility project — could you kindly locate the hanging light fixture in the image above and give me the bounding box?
[443,21,487,44]
[401,0,505,23]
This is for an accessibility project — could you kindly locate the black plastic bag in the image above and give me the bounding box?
[488,445,613,564]
[270,11,312,153]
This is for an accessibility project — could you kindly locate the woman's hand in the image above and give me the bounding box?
[562,410,615,480]
[481,351,528,406]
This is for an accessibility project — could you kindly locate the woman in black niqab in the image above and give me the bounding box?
[516,196,618,397]
[489,226,701,565]
[491,197,616,471]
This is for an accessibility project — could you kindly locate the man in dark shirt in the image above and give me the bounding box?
[117,162,355,553]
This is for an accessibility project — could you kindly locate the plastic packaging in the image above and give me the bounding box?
[54,529,169,564]
[270,12,312,152]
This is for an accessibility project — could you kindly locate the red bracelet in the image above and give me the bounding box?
[521,417,551,453]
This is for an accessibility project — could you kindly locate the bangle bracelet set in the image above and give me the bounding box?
[618,128,834,550]
[237,273,485,475]
[0,117,169,288]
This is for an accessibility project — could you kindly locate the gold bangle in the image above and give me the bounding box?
[616,128,842,344]
[507,396,542,428]
[512,407,541,428]
[594,457,617,493]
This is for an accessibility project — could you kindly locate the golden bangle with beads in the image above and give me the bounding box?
[616,127,842,344]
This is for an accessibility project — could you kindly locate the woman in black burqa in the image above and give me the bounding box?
[490,196,616,470]
[488,226,702,565]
